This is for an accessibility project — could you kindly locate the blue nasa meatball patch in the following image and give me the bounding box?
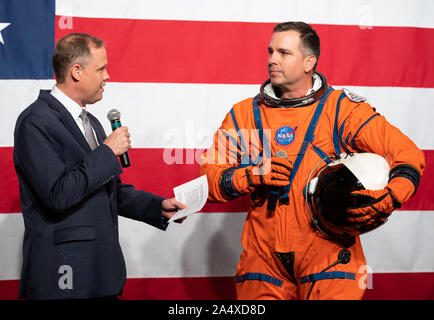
[274,126,297,145]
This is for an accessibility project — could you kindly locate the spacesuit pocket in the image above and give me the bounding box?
[53,225,95,245]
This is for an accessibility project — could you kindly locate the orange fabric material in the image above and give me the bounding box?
[387,176,416,204]
[235,235,367,300]
[199,88,426,300]
[347,177,416,225]
[232,156,292,194]
[347,189,393,226]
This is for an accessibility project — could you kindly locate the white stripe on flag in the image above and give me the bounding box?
[361,212,434,273]
[55,0,434,28]
[1,211,433,280]
[2,80,433,149]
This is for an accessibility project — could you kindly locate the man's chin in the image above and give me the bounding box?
[269,78,284,87]
[269,73,282,82]
[86,94,103,105]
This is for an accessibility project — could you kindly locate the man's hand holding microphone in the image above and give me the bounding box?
[103,125,131,159]
[103,109,186,223]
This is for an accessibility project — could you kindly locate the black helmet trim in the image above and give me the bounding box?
[259,72,328,108]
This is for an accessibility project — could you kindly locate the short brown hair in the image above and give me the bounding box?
[274,22,320,71]
[52,33,104,83]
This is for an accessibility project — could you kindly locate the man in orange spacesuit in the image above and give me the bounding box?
[199,22,425,300]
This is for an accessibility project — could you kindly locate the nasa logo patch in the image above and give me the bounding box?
[343,88,367,103]
[274,126,297,146]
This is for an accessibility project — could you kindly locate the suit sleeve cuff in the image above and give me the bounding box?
[92,143,123,184]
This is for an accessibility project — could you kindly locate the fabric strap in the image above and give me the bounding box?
[299,271,356,284]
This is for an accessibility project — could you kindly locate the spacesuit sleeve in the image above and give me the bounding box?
[339,100,425,192]
[199,110,244,202]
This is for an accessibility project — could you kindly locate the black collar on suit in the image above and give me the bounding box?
[38,90,101,152]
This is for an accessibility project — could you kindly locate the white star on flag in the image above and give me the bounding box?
[0,23,11,45]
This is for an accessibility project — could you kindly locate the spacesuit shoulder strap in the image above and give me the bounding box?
[280,87,334,203]
[333,91,348,154]
[251,95,272,164]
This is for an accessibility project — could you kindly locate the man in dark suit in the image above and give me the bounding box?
[13,33,186,300]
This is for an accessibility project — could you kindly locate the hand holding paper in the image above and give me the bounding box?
[161,198,188,223]
[168,175,209,223]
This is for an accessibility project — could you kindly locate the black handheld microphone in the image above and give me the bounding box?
[107,108,130,168]
[267,150,288,211]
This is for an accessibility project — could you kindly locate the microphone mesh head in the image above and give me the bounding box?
[107,109,120,121]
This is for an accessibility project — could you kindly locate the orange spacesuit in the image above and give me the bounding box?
[199,73,425,300]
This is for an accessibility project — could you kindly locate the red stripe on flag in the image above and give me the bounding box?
[0,148,20,214]
[1,147,432,213]
[120,277,236,300]
[1,272,433,300]
[54,17,434,87]
[362,272,434,300]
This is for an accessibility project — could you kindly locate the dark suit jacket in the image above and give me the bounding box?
[13,90,168,299]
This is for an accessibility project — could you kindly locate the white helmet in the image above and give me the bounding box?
[306,153,390,240]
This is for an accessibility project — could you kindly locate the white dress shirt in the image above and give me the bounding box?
[50,85,99,146]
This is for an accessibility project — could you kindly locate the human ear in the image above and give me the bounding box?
[70,64,83,81]
[304,55,317,73]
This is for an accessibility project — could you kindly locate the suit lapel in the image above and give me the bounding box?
[38,90,91,152]
[87,113,107,145]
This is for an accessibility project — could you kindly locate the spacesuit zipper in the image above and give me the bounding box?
[275,251,296,283]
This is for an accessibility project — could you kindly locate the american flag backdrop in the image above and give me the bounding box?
[0,0,433,300]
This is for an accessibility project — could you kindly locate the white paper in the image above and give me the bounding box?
[168,175,208,223]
